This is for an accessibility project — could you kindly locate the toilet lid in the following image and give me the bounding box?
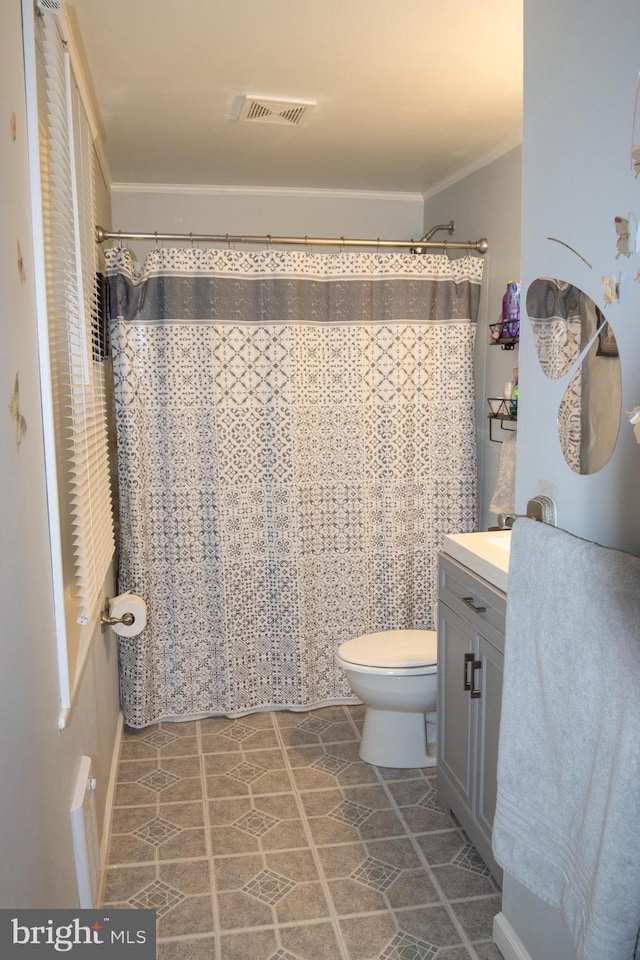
[338,629,437,668]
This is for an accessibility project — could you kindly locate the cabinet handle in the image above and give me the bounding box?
[461,596,487,614]
[470,660,482,699]
[463,652,474,691]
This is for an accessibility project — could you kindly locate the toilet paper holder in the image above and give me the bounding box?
[100,600,135,633]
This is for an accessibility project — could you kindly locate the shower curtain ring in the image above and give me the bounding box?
[117,230,122,248]
[340,236,345,253]
[267,234,272,250]
[189,232,194,248]
[377,238,381,254]
[154,231,159,248]
[225,234,230,250]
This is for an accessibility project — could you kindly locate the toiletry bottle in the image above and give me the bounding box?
[510,368,519,416]
[506,281,521,337]
[499,288,509,338]
[506,281,520,321]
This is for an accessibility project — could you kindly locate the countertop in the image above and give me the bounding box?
[442,530,511,593]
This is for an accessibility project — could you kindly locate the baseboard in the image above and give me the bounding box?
[493,912,533,960]
[97,711,124,906]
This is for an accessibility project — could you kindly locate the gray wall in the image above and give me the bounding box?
[111,185,425,262]
[0,0,120,908]
[423,148,522,532]
[517,0,640,554]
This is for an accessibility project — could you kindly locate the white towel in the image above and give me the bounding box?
[489,431,517,516]
[493,519,640,960]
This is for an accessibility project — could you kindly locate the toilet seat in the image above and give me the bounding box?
[337,629,437,676]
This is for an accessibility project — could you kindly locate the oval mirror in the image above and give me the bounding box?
[526,278,621,474]
[526,278,597,379]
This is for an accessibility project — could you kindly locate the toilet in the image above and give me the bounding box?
[336,629,438,768]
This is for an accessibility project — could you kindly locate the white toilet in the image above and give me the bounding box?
[336,628,438,768]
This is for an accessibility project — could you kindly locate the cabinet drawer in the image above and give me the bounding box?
[438,554,506,650]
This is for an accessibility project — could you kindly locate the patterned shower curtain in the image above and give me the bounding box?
[106,247,483,728]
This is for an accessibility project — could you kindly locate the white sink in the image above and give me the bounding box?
[484,536,511,552]
[442,530,511,592]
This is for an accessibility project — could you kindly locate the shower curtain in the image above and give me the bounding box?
[106,246,483,728]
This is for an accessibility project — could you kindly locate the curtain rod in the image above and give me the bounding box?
[94,225,489,254]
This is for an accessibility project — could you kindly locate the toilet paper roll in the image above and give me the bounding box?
[108,593,147,638]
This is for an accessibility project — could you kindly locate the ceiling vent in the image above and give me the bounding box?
[236,96,316,126]
[36,0,63,12]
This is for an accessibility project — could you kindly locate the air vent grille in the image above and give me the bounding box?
[36,0,63,13]
[238,96,316,126]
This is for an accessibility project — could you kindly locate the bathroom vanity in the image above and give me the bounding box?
[438,531,579,960]
[437,530,510,885]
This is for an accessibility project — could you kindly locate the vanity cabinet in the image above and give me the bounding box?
[437,552,506,884]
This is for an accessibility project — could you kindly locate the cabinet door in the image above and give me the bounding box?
[474,634,504,848]
[437,601,475,812]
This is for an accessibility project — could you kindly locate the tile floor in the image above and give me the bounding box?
[103,705,502,960]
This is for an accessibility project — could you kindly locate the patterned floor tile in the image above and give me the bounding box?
[157,895,215,938]
[471,940,504,959]
[451,842,493,878]
[200,733,244,755]
[107,832,159,866]
[384,869,440,909]
[385,779,437,807]
[328,875,388,916]
[139,768,181,792]
[212,852,263,889]
[106,709,503,960]
[158,859,212,896]
[435,949,475,960]
[340,914,398,959]
[274,882,331,923]
[380,930,439,960]
[400,804,456,834]
[429,864,499,901]
[111,805,159,835]
[233,808,279,837]
[200,712,274,734]
[130,879,185,916]
[279,721,358,747]
[414,831,467,867]
[265,849,320,884]
[209,824,261,856]
[393,904,463,949]
[103,864,156,904]
[243,867,296,904]
[279,921,344,960]
[157,937,218,960]
[219,928,278,960]
[329,799,372,828]
[351,856,402,891]
[364,838,424,871]
[314,841,368,879]
[448,895,502,942]
[260,818,309,851]
[121,736,200,761]
[217,888,274,929]
[118,756,202,783]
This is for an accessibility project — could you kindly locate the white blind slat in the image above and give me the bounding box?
[40,15,114,623]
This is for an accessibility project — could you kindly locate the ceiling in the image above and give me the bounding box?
[67,0,523,197]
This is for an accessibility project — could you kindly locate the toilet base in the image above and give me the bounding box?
[359,707,437,768]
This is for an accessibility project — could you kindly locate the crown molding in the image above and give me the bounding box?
[111,182,424,204]
[422,133,522,202]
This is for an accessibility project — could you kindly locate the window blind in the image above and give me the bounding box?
[40,13,114,623]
